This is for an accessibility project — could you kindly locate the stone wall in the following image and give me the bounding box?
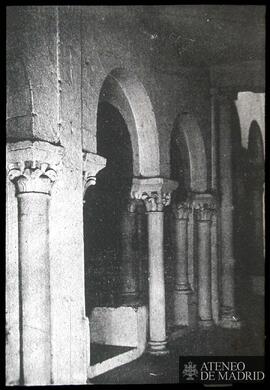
[6,5,264,385]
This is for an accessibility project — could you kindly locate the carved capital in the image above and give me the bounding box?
[130,177,178,213]
[188,193,217,222]
[188,192,216,210]
[6,141,64,196]
[195,203,213,222]
[8,162,57,195]
[82,151,106,196]
[141,192,171,212]
[173,201,191,220]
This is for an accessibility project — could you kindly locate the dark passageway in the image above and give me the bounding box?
[84,102,133,315]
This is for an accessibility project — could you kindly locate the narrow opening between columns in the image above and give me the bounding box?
[84,102,139,372]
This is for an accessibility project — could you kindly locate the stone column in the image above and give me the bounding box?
[82,151,106,199]
[119,199,139,305]
[144,193,169,354]
[187,199,195,292]
[173,201,192,326]
[248,165,264,294]
[211,208,219,324]
[136,201,148,301]
[7,141,63,385]
[82,151,106,314]
[131,178,178,355]
[195,203,214,327]
[217,90,241,328]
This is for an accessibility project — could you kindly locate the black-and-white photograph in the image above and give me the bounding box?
[6,4,265,385]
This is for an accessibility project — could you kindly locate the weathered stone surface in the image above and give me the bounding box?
[5,5,264,386]
[6,176,20,385]
[47,7,90,385]
[7,6,59,143]
[89,306,147,348]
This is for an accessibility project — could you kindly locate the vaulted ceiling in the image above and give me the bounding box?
[144,5,265,66]
[93,5,265,67]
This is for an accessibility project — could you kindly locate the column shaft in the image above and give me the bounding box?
[130,178,178,354]
[18,193,51,384]
[173,202,191,326]
[137,206,147,300]
[211,212,219,324]
[218,93,241,328]
[249,178,264,295]
[175,220,189,290]
[197,214,213,327]
[251,187,264,265]
[7,142,63,386]
[147,211,167,352]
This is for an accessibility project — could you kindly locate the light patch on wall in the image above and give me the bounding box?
[235,91,265,154]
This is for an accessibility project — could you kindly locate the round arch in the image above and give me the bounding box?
[98,68,160,177]
[170,113,208,193]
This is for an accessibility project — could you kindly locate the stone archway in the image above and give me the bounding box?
[98,68,160,178]
[170,113,208,194]
[85,68,161,378]
[235,92,265,153]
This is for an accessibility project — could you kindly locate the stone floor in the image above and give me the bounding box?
[90,290,264,384]
[91,327,264,384]
[90,344,134,365]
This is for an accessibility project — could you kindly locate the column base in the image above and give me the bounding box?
[174,289,193,326]
[198,319,214,328]
[147,340,169,356]
[219,314,241,329]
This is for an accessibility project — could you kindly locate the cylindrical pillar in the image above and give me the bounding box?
[131,178,178,355]
[18,193,51,383]
[248,166,264,294]
[8,161,57,385]
[218,91,241,328]
[173,202,192,326]
[250,169,264,268]
[147,210,167,353]
[211,209,219,324]
[136,201,148,301]
[196,204,213,327]
[143,193,170,355]
[119,200,139,305]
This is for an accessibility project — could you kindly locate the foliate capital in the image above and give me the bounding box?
[142,191,171,212]
[6,141,64,195]
[195,203,214,222]
[82,151,106,196]
[188,192,216,210]
[173,201,191,220]
[8,161,57,195]
[188,192,216,222]
[130,177,178,212]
